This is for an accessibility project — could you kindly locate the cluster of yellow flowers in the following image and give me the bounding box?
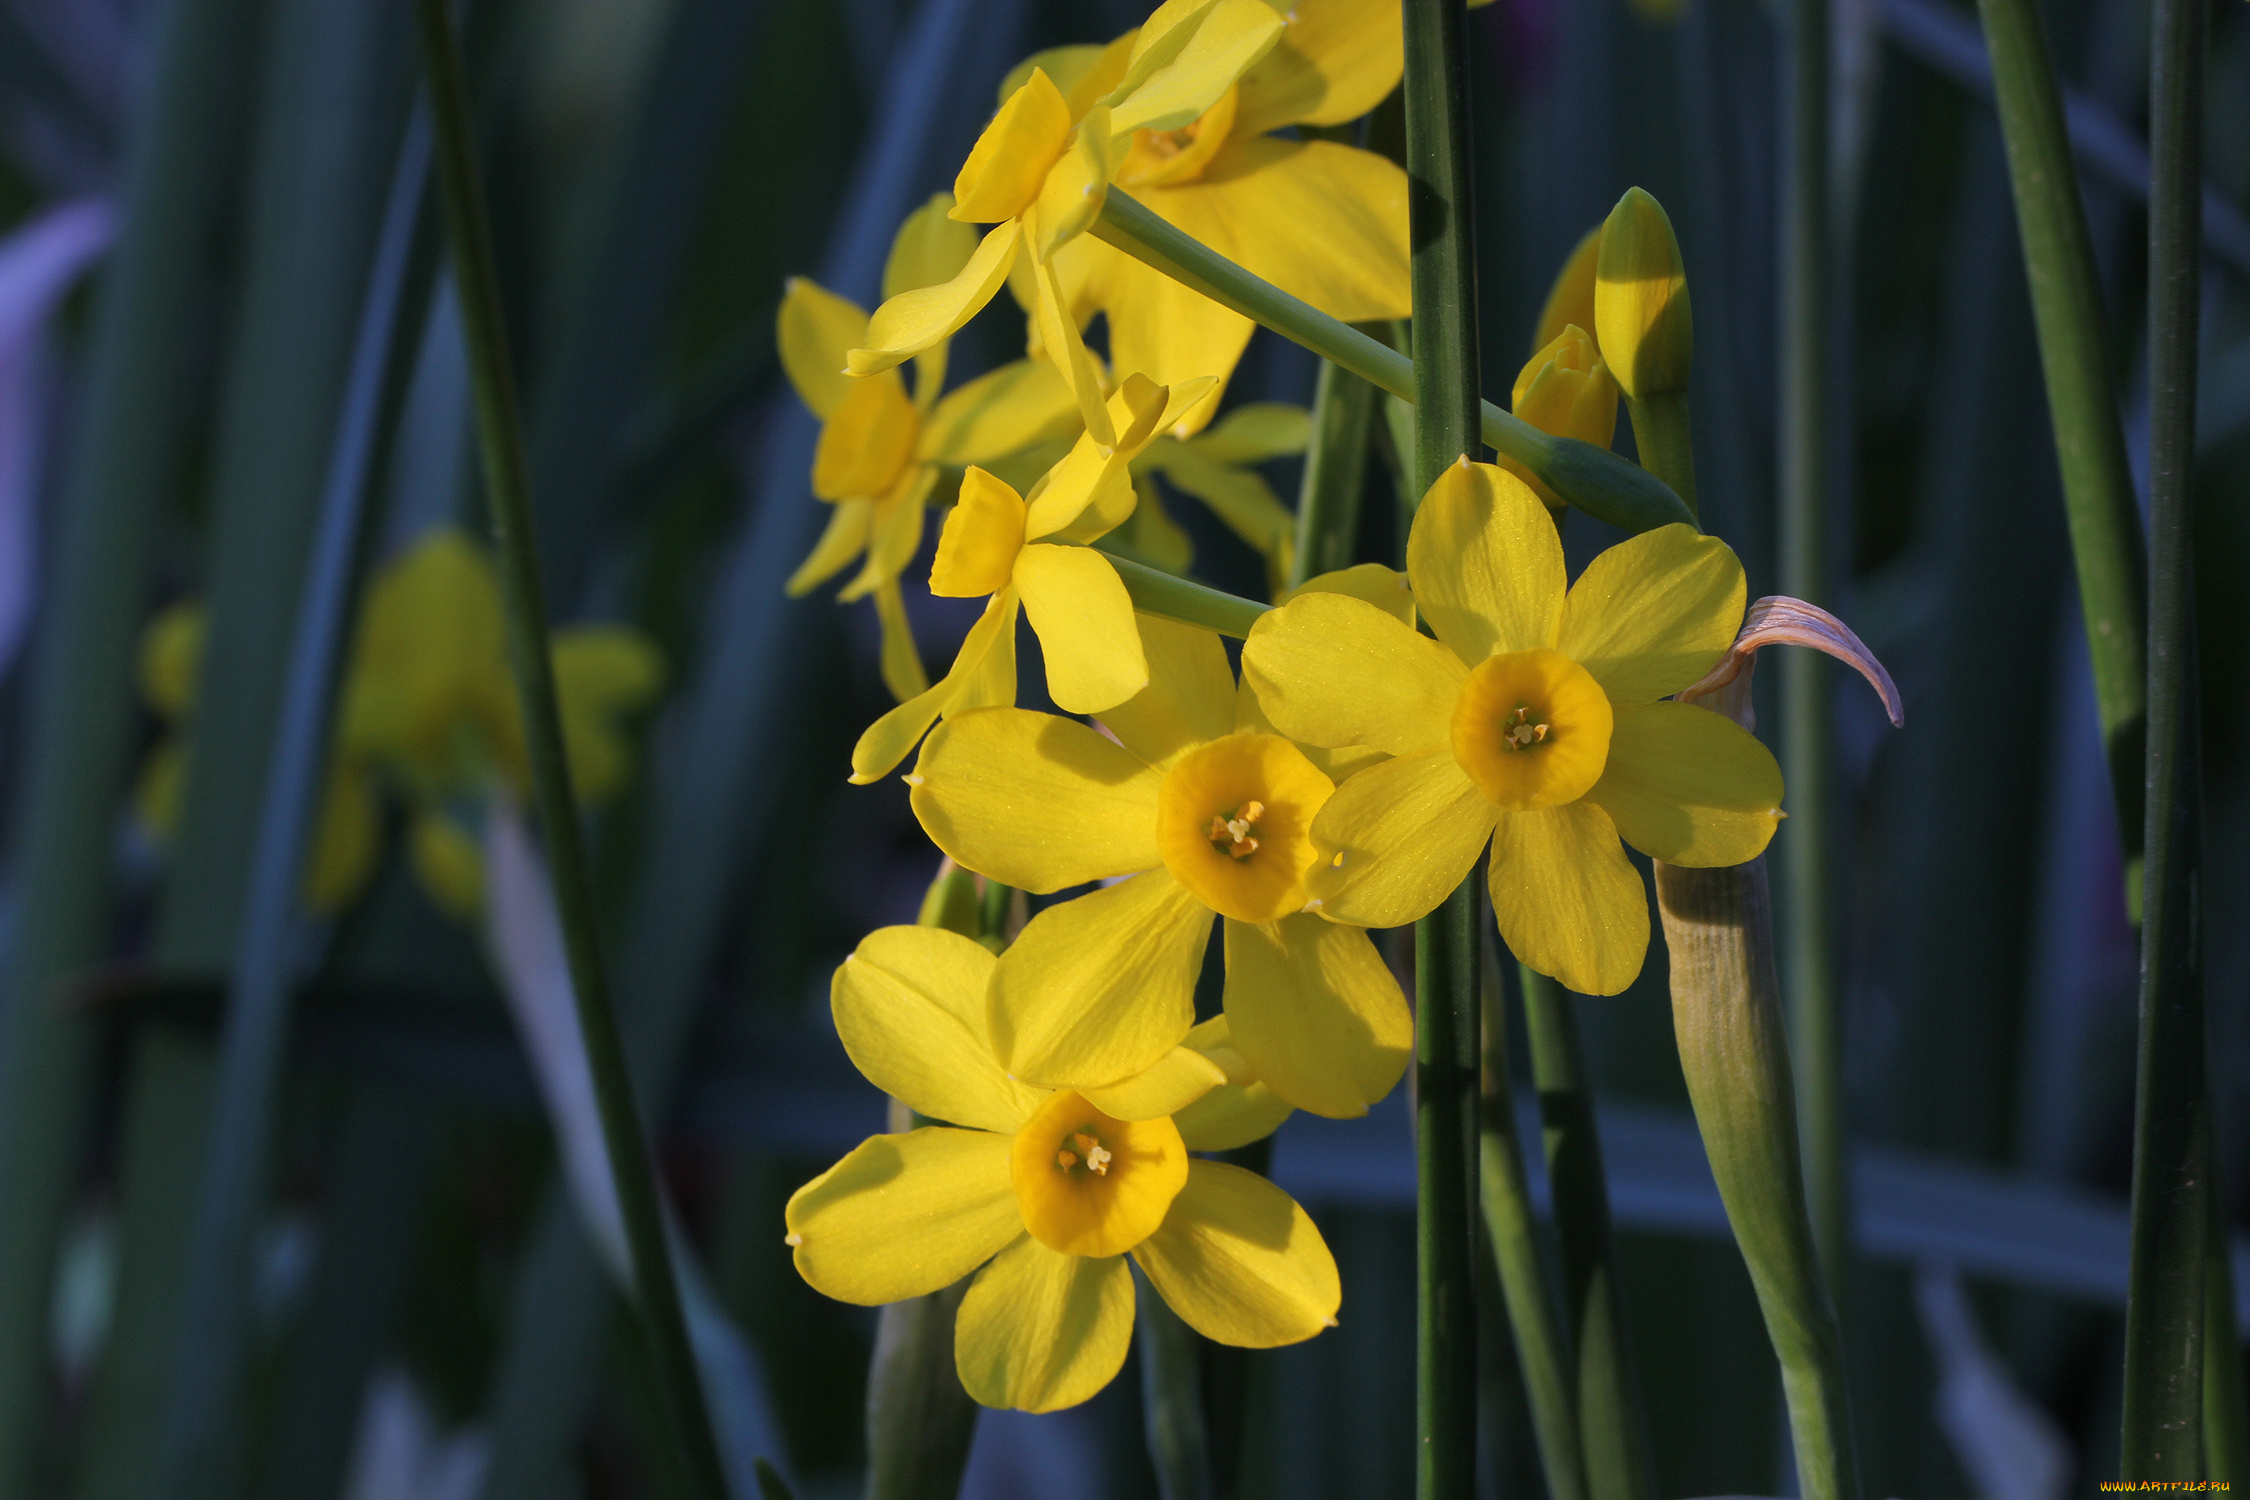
[779,0,1779,1414]
[139,527,664,920]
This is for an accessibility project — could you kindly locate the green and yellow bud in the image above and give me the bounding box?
[1502,324,1619,511]
[1594,187,1692,401]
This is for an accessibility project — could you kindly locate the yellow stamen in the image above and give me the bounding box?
[1207,800,1266,860]
[1057,1150,1078,1170]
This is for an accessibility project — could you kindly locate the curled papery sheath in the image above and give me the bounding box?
[1676,595,1905,733]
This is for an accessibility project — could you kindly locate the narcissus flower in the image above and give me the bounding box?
[847,0,1287,444]
[1033,0,1413,432]
[786,924,1333,1414]
[779,196,1080,702]
[1502,325,1619,512]
[1243,461,1782,995]
[848,374,1211,784]
[906,616,1412,1116]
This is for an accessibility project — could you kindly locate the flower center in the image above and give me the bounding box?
[1116,84,1239,188]
[1450,648,1614,810]
[1154,734,1335,923]
[1010,1091,1187,1257]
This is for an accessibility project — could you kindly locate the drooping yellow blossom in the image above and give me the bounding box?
[847,0,1289,445]
[1594,187,1692,402]
[135,528,664,920]
[847,374,1212,784]
[1242,461,1783,995]
[1113,401,1310,592]
[1502,326,1619,512]
[1030,0,1414,433]
[779,195,1081,702]
[786,923,1330,1414]
[905,614,1412,1116]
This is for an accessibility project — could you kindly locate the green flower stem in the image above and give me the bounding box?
[1478,972,1587,1500]
[1519,968,1656,1500]
[1623,395,1696,519]
[1090,194,1692,535]
[414,3,728,1496]
[1137,1272,1218,1500]
[2206,1211,2249,1480]
[2122,0,2215,1474]
[1974,0,2148,885]
[1289,355,1379,588]
[1104,549,1270,638]
[1779,0,1846,1291]
[1402,1,1482,1494]
[1656,861,1860,1500]
[865,1279,980,1500]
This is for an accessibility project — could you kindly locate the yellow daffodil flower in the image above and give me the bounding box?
[786,923,1332,1414]
[847,373,1213,784]
[1502,325,1619,512]
[1242,460,1783,995]
[1114,401,1310,592]
[1022,0,1412,435]
[846,0,1288,446]
[779,196,1081,702]
[904,615,1412,1116]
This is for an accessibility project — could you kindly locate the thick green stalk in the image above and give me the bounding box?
[1289,356,1378,588]
[2121,0,2212,1474]
[1621,397,1696,519]
[416,2,728,1495]
[2205,1212,2249,1480]
[1091,194,1692,535]
[1519,969,1655,1500]
[1656,862,1860,1500]
[0,0,258,1483]
[1779,0,1846,1289]
[1138,1276,1218,1500]
[1104,549,1271,637]
[1974,0,2148,885]
[1477,972,1586,1500]
[1402,2,1481,1493]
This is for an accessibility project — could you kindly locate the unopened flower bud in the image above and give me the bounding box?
[1529,225,1599,357]
[1502,325,1619,510]
[1594,187,1692,400]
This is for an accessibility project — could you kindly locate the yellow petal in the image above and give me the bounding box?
[1013,544,1147,713]
[849,591,1019,784]
[303,761,380,914]
[811,371,918,499]
[911,704,1161,889]
[872,579,929,702]
[1030,109,1114,259]
[786,1128,1020,1305]
[139,601,204,718]
[1276,562,1416,627]
[1025,239,1117,447]
[1132,1161,1339,1347]
[1228,677,1389,786]
[831,926,1047,1134]
[1232,0,1403,135]
[838,466,936,602]
[955,1234,1133,1412]
[786,498,873,596]
[553,628,664,805]
[1107,0,1285,136]
[930,467,1027,598]
[1555,524,1746,704]
[849,219,1023,377]
[1304,750,1496,928]
[1085,239,1252,437]
[885,193,980,301]
[1222,913,1411,1118]
[1503,325,1619,511]
[1023,376,1173,540]
[952,68,1075,223]
[776,277,868,420]
[1095,612,1235,771]
[920,358,1081,467]
[1172,1079,1294,1152]
[1081,1045,1228,1120]
[1487,801,1648,996]
[1000,44,1125,119]
[1530,225,1601,357]
[1241,591,1461,756]
[409,809,485,921]
[1192,401,1310,463]
[1408,460,1565,664]
[989,870,1211,1088]
[1585,701,1783,866]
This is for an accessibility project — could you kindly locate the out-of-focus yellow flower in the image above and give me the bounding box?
[785,924,1331,1413]
[1243,460,1781,995]
[135,528,665,921]
[1503,325,1619,512]
[847,374,1212,784]
[779,196,1081,702]
[848,1,1287,445]
[905,615,1411,1116]
[1036,0,1414,433]
[1118,401,1310,593]
[1594,187,1692,402]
